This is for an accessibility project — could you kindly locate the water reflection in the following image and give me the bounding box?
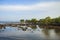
[0,26,5,29]
[18,26,27,31]
[55,29,60,33]
[54,29,60,38]
[0,25,60,40]
[42,29,50,36]
[0,25,6,32]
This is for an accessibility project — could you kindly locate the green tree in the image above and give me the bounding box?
[20,19,24,24]
[55,17,60,23]
[44,16,52,25]
[30,18,38,24]
[25,20,31,24]
[39,19,45,25]
[39,16,52,25]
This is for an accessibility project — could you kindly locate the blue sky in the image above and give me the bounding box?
[0,0,60,21]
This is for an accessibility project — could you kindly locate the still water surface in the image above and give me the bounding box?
[0,25,60,40]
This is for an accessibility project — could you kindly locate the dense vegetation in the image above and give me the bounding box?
[20,16,60,26]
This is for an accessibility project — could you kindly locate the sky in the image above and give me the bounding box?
[0,0,60,21]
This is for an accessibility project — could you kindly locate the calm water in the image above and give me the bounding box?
[0,25,60,40]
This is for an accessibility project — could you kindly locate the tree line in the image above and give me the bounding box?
[20,16,60,26]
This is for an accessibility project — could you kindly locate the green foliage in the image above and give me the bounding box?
[44,16,52,25]
[51,17,60,25]
[25,20,31,24]
[30,19,37,24]
[20,16,60,26]
[20,19,24,23]
[39,17,52,25]
[55,17,60,23]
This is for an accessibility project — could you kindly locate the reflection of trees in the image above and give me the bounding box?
[42,29,50,36]
[54,29,60,38]
[54,29,60,35]
[0,25,6,32]
[0,25,6,29]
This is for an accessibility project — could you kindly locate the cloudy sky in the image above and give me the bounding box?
[0,0,60,21]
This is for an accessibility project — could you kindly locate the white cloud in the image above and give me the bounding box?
[0,1,60,11]
[0,1,60,21]
[0,1,60,17]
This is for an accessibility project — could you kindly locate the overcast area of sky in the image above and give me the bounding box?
[0,0,60,21]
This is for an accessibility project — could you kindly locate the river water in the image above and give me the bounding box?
[0,25,60,40]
